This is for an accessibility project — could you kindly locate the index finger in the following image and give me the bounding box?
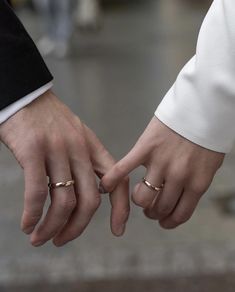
[100,145,144,193]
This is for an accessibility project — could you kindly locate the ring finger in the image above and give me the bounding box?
[53,157,100,246]
[30,151,76,246]
[144,179,184,221]
[132,167,164,209]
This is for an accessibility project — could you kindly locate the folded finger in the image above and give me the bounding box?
[132,167,164,209]
[144,179,184,221]
[159,190,201,229]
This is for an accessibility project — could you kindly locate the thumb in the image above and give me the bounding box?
[100,144,144,193]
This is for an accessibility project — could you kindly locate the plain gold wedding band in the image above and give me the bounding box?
[48,180,75,189]
[142,177,164,192]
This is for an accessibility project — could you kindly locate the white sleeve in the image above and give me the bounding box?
[0,82,53,125]
[155,0,235,153]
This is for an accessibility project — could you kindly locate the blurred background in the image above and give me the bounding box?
[2,0,235,291]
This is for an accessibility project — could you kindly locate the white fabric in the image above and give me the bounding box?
[0,82,53,124]
[155,0,235,153]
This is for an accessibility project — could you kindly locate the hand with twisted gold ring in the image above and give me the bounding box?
[0,90,129,247]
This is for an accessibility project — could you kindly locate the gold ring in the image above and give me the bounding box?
[142,177,164,192]
[48,180,75,189]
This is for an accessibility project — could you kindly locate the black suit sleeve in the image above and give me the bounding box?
[0,0,53,110]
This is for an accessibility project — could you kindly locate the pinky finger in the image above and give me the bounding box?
[109,176,130,236]
[83,125,130,236]
[159,190,201,229]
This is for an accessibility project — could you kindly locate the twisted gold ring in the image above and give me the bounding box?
[48,180,75,189]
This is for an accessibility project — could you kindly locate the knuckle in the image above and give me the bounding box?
[68,133,86,149]
[123,176,130,185]
[85,196,101,212]
[157,204,173,218]
[59,198,77,213]
[132,193,151,208]
[101,179,112,193]
[96,143,108,156]
[75,136,87,151]
[101,176,114,193]
[114,162,127,177]
[26,132,45,148]
[25,188,48,204]
[169,171,185,184]
[50,134,65,150]
[168,163,189,183]
[189,181,208,195]
[21,210,43,231]
[33,132,45,147]
[101,173,129,194]
[33,188,48,198]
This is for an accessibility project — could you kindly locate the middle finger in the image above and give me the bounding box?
[53,155,100,246]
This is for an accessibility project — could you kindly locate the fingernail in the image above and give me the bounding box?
[115,224,126,237]
[23,226,34,234]
[32,240,44,247]
[53,240,66,247]
[143,208,156,220]
[99,183,108,194]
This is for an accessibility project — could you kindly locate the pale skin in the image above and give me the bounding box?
[0,91,225,246]
[0,90,129,246]
[101,117,225,229]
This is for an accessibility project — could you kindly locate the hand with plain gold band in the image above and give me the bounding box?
[100,116,224,229]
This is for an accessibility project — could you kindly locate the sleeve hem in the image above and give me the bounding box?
[0,82,53,125]
[155,109,229,153]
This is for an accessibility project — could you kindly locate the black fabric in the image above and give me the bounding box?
[0,0,53,110]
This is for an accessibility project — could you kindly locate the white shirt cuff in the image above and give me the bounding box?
[0,82,53,124]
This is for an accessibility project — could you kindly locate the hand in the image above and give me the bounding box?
[101,117,224,229]
[0,90,129,246]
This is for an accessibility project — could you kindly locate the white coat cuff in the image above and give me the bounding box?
[155,91,232,154]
